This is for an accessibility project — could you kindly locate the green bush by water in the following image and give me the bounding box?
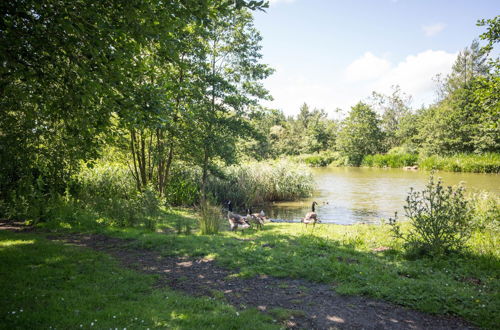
[291,151,348,167]
[389,175,474,258]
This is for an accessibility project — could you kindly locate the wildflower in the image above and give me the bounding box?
[113,316,116,319]
[91,322,94,326]
[236,312,239,316]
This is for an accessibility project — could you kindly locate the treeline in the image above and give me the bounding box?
[246,18,499,169]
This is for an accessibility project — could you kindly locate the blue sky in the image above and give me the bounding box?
[253,0,499,116]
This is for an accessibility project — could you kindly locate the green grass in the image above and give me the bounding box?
[418,153,500,173]
[103,222,499,329]
[0,230,278,330]
[6,201,500,329]
[360,152,500,173]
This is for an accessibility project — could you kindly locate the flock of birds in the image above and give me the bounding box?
[226,200,320,231]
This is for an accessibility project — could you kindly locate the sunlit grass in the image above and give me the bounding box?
[97,221,499,329]
[0,231,278,330]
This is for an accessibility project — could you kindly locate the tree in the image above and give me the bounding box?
[336,102,382,165]
[444,40,490,95]
[184,8,273,200]
[370,86,412,151]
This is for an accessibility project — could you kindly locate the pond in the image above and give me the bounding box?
[263,167,500,225]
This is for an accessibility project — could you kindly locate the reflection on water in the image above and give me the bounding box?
[262,167,500,225]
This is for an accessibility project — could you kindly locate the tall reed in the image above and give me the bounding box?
[418,153,500,173]
[197,200,223,235]
[207,159,314,206]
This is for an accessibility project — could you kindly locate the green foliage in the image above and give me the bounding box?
[370,86,413,151]
[75,163,164,229]
[336,102,383,165]
[206,159,313,206]
[389,176,473,258]
[293,151,345,167]
[362,153,418,168]
[197,200,224,235]
[418,153,500,173]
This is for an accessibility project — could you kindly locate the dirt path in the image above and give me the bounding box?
[41,233,475,330]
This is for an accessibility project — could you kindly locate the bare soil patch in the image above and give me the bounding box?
[44,233,475,330]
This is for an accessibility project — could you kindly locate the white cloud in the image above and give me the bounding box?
[422,23,446,37]
[344,52,391,82]
[261,49,457,117]
[371,50,456,102]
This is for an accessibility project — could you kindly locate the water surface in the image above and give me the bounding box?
[263,167,499,224]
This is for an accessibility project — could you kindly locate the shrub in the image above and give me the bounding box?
[389,175,473,258]
[197,200,223,235]
[291,151,348,167]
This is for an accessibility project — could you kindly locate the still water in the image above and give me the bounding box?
[264,167,500,225]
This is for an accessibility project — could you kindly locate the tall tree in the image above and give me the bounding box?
[336,102,382,165]
[370,86,412,151]
[184,9,273,200]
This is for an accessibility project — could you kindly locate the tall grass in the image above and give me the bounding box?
[197,200,224,235]
[75,162,164,228]
[418,153,500,173]
[362,153,418,168]
[207,159,313,206]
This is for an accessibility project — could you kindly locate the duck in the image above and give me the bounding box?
[302,201,319,228]
[227,201,250,231]
[246,209,267,230]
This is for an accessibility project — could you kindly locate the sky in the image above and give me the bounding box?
[253,0,499,117]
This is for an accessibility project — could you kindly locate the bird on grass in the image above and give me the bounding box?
[226,201,250,231]
[246,209,267,230]
[302,201,320,228]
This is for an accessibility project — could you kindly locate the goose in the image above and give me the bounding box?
[227,201,250,231]
[246,209,267,230]
[302,201,319,228]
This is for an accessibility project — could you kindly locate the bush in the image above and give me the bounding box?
[293,151,345,167]
[389,175,473,258]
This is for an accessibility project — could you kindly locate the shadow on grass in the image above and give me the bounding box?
[110,225,499,329]
[0,230,277,330]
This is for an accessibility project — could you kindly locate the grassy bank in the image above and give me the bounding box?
[418,153,500,173]
[290,151,500,173]
[20,198,499,329]
[362,153,418,168]
[361,153,500,173]
[0,230,277,329]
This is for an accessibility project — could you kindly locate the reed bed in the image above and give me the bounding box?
[207,159,314,206]
[418,153,500,173]
[362,153,418,168]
